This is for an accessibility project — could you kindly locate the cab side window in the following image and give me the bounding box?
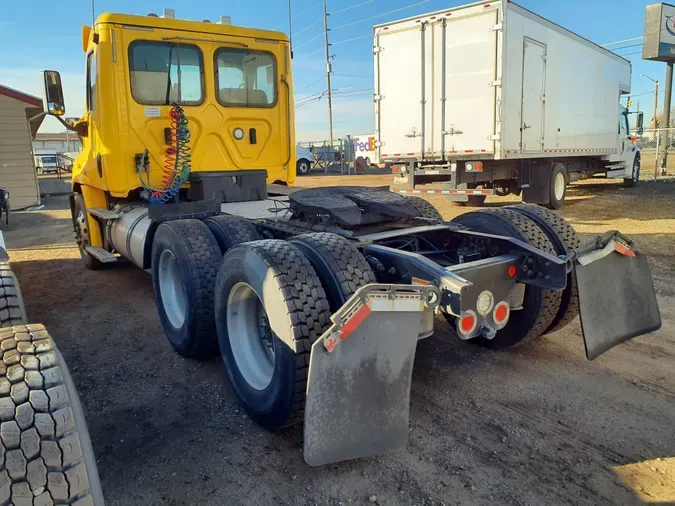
[86,52,97,112]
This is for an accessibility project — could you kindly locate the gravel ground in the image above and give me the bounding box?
[3,176,675,506]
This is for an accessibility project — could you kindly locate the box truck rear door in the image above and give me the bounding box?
[375,26,424,158]
[441,9,499,155]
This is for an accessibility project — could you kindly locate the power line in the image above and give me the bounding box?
[331,0,430,31]
[293,18,324,38]
[273,0,324,29]
[294,46,325,60]
[610,43,643,51]
[333,73,371,79]
[332,33,372,46]
[293,31,325,50]
[619,51,643,57]
[601,36,643,47]
[331,0,376,16]
[295,76,326,92]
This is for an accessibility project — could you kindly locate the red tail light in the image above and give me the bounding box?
[458,311,477,335]
[493,302,510,327]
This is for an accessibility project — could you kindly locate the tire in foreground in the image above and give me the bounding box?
[214,240,332,430]
[0,324,103,505]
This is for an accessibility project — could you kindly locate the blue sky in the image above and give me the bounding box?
[0,0,666,139]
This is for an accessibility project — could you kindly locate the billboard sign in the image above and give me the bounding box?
[643,3,675,61]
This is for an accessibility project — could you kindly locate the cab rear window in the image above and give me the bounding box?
[128,41,204,106]
[215,48,277,108]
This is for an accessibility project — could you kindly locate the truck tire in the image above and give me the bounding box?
[0,263,27,327]
[204,215,261,254]
[296,159,311,176]
[0,324,104,505]
[450,209,562,349]
[623,154,640,187]
[214,240,331,430]
[151,220,221,358]
[72,195,102,270]
[545,164,567,210]
[290,233,376,311]
[405,196,444,221]
[507,204,581,333]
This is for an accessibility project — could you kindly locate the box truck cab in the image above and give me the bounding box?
[378,0,643,208]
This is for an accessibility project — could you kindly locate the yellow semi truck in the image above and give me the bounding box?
[39,9,660,469]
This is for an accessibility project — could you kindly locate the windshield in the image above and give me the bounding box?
[128,41,204,105]
[40,156,57,163]
[215,48,277,108]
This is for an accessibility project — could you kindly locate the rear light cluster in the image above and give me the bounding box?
[456,290,511,337]
[465,161,484,172]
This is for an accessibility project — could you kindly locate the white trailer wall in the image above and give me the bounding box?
[500,3,631,157]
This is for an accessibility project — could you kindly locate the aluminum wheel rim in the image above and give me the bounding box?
[227,282,275,391]
[299,161,309,173]
[554,171,566,201]
[158,250,187,329]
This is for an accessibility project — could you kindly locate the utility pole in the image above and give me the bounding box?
[323,0,334,150]
[660,62,673,176]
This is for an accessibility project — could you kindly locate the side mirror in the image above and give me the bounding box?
[40,71,66,116]
[636,111,644,136]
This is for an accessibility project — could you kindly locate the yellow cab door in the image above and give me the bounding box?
[117,26,292,196]
[75,48,107,192]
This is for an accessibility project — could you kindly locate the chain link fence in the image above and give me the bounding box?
[297,138,356,174]
[634,128,675,179]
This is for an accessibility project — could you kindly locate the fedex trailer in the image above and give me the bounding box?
[375,0,644,208]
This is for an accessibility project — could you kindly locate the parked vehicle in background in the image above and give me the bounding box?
[353,134,378,166]
[34,148,60,173]
[375,0,644,208]
[296,145,314,176]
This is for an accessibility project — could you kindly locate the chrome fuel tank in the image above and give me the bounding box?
[108,204,152,269]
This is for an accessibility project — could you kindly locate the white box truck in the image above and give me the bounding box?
[375,0,644,208]
[33,148,60,173]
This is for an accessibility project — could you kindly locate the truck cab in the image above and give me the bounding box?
[69,11,295,203]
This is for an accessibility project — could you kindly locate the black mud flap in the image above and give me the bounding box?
[303,284,439,467]
[575,238,661,360]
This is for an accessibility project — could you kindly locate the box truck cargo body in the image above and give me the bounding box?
[375,0,644,208]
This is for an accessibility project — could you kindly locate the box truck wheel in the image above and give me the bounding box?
[0,325,104,505]
[290,233,376,311]
[404,196,444,221]
[151,220,221,358]
[450,209,561,348]
[507,204,581,333]
[205,215,261,254]
[296,158,311,176]
[215,240,331,430]
[546,164,568,210]
[72,194,102,270]
[623,154,640,188]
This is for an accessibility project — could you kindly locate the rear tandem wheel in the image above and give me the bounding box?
[450,208,562,349]
[214,240,332,430]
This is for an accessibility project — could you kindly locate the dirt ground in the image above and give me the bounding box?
[4,176,674,505]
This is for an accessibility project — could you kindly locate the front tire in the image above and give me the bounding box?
[296,158,311,176]
[215,240,331,430]
[151,220,221,358]
[623,155,640,187]
[72,195,102,270]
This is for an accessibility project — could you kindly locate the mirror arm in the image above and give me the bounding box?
[54,115,79,132]
[28,111,78,132]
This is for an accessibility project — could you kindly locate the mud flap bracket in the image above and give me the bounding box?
[303,284,439,467]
